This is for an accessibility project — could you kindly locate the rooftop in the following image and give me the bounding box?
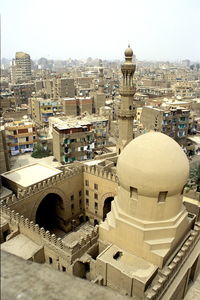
[1,163,62,188]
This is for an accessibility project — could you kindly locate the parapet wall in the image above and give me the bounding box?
[83,165,118,183]
[1,166,83,206]
[0,203,98,264]
[145,222,200,300]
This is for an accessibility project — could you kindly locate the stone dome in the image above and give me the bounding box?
[117,131,189,197]
[124,45,133,57]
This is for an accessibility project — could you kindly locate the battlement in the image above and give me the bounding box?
[83,165,118,183]
[145,223,200,300]
[1,165,83,206]
[0,203,98,263]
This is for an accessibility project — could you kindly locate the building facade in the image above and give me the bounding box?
[52,121,95,163]
[141,106,190,146]
[11,52,32,83]
[4,119,38,155]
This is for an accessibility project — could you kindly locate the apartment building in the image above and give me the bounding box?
[29,98,63,125]
[62,97,93,116]
[43,78,75,99]
[173,81,196,98]
[11,52,32,83]
[52,121,95,163]
[4,118,38,155]
[10,83,35,104]
[62,98,77,116]
[78,97,93,115]
[50,114,109,151]
[141,106,190,146]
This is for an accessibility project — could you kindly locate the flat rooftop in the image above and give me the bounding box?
[98,244,157,284]
[1,234,43,260]
[1,163,62,188]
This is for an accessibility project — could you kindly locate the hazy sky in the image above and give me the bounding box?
[1,0,200,61]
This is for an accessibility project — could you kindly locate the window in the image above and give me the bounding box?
[62,266,66,272]
[130,187,138,200]
[95,202,98,210]
[94,193,98,200]
[79,190,82,197]
[158,191,168,203]
[79,199,82,206]
[71,204,74,210]
[94,183,98,190]
[49,257,53,264]
[70,195,74,201]
[85,180,89,186]
[86,198,89,206]
[86,190,89,196]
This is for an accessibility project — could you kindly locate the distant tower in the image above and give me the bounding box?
[117,45,136,155]
[98,59,104,93]
[94,60,106,113]
[11,52,32,83]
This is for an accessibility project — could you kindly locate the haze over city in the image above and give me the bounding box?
[1,0,200,61]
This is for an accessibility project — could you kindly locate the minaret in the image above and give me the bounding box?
[94,60,106,113]
[117,45,136,155]
[98,59,104,93]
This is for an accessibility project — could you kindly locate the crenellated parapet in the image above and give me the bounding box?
[0,203,98,264]
[83,165,118,183]
[145,223,200,300]
[1,166,83,206]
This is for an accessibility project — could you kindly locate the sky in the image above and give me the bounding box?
[1,0,200,61]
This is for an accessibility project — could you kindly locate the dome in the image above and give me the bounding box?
[124,45,133,57]
[117,131,189,196]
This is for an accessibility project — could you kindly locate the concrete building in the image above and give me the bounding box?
[50,115,109,152]
[52,121,95,163]
[141,106,190,146]
[11,52,32,83]
[4,118,38,155]
[62,97,77,116]
[42,78,76,99]
[29,98,63,125]
[78,97,93,115]
[0,127,10,174]
[62,97,93,116]
[57,78,75,98]
[10,83,35,104]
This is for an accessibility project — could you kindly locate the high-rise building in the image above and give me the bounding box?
[11,52,32,83]
[116,46,136,154]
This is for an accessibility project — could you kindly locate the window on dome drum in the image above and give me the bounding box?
[85,180,89,186]
[158,191,168,203]
[94,183,98,190]
[130,187,138,200]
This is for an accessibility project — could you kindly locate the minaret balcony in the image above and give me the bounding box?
[120,87,136,96]
[118,109,134,118]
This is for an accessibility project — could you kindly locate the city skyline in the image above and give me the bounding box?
[1,0,200,62]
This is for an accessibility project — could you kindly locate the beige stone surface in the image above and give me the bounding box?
[98,244,157,282]
[1,233,42,260]
[1,250,130,300]
[2,163,61,187]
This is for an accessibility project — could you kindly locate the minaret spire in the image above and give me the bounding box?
[98,59,104,93]
[116,45,136,155]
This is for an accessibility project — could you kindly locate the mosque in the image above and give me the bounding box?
[0,46,200,300]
